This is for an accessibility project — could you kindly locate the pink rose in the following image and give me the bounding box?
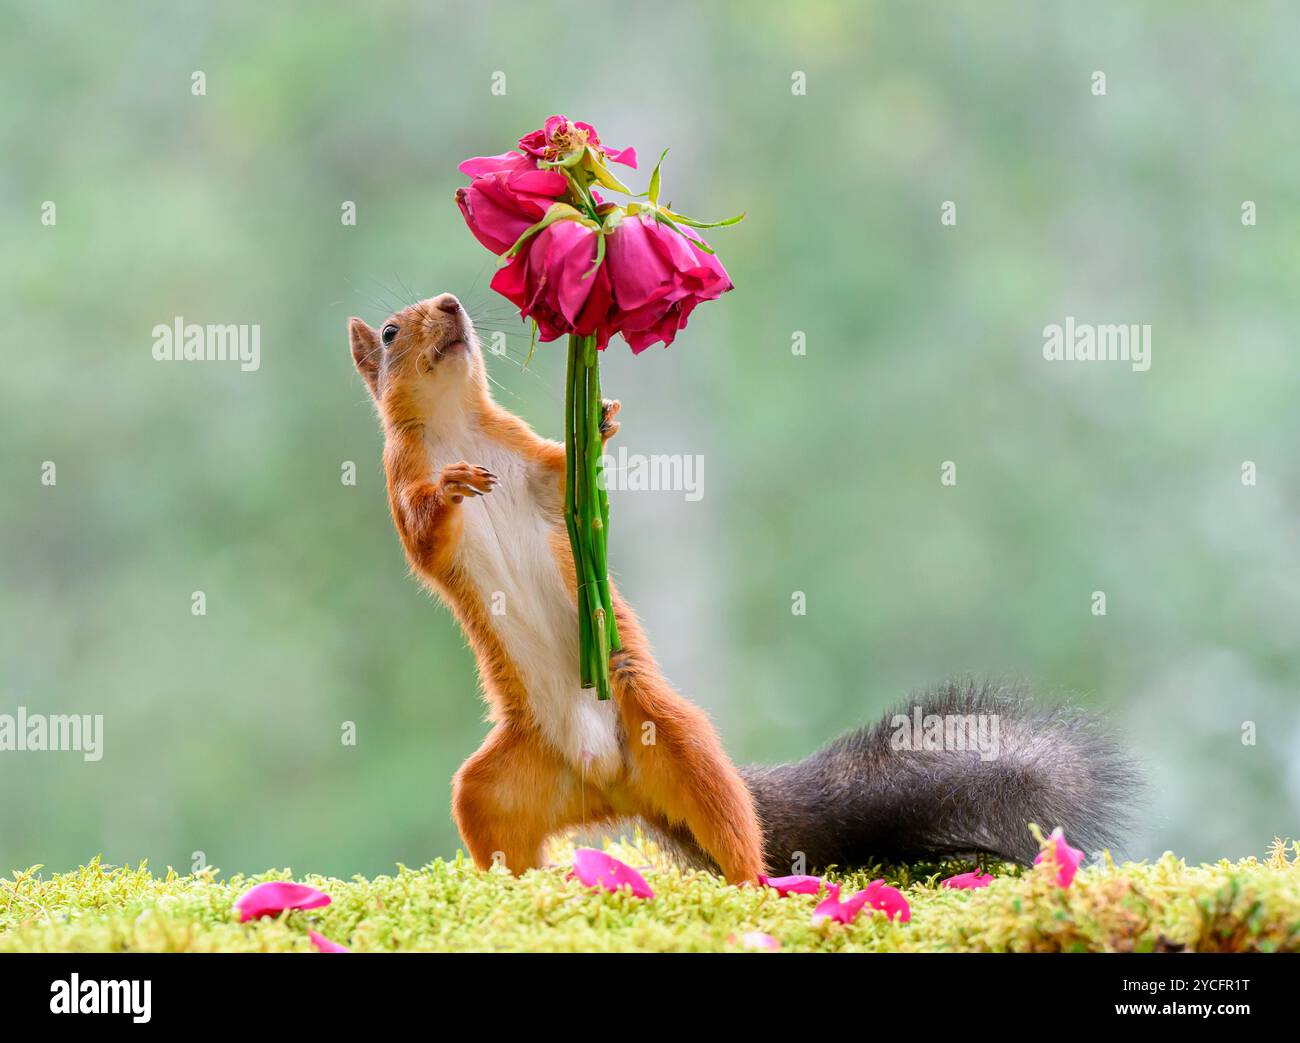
[455,151,568,256]
[518,115,637,168]
[600,213,732,352]
[458,119,735,353]
[489,219,614,344]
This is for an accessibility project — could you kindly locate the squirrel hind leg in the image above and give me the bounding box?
[452,724,619,875]
[626,722,766,884]
[659,801,765,886]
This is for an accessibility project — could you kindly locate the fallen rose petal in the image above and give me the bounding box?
[568,848,654,899]
[862,879,911,922]
[758,873,824,897]
[941,871,995,890]
[1034,827,1085,888]
[811,881,911,926]
[234,881,331,922]
[730,931,781,951]
[308,930,349,953]
[811,883,871,926]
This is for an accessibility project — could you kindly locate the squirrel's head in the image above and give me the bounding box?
[348,293,486,425]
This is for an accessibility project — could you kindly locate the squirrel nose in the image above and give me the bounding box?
[434,294,461,315]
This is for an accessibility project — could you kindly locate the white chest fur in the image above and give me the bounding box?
[424,428,622,774]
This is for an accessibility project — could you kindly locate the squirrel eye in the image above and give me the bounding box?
[381,324,399,346]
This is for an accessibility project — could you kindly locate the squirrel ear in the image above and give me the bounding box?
[349,317,379,393]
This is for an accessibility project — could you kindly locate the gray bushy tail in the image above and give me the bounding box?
[740,680,1138,871]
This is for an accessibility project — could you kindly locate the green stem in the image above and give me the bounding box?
[564,333,616,700]
[585,339,620,654]
[576,358,602,690]
[564,335,594,690]
[582,342,612,699]
[561,167,602,223]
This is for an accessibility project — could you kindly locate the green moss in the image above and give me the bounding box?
[3,837,1298,953]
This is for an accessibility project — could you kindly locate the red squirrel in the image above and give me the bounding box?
[349,294,1134,882]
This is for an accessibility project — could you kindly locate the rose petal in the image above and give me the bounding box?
[811,881,911,926]
[568,848,654,900]
[730,931,781,951]
[456,185,520,256]
[234,881,331,922]
[308,930,350,953]
[861,879,911,922]
[541,220,606,328]
[1034,827,1085,888]
[602,145,638,168]
[606,213,678,311]
[455,168,568,256]
[811,883,871,926]
[507,169,569,197]
[941,871,995,890]
[758,873,825,897]
[458,150,535,178]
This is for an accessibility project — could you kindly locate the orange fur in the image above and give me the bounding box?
[349,297,764,883]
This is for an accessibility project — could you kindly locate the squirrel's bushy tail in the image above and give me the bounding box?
[739,680,1138,870]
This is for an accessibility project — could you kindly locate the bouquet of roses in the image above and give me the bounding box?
[456,116,740,700]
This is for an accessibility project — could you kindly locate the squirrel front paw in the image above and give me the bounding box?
[600,399,621,441]
[439,461,497,504]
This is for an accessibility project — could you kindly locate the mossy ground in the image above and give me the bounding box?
[3,837,1298,953]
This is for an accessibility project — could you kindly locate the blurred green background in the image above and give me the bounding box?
[2,0,1297,878]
